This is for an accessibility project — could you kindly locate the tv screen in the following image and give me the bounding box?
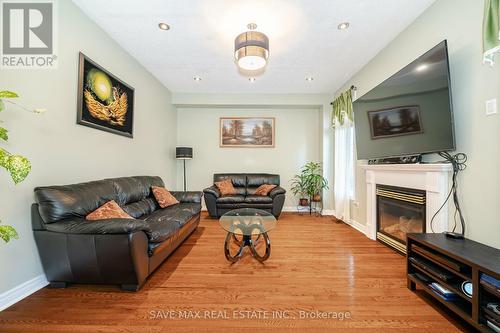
[353,40,455,159]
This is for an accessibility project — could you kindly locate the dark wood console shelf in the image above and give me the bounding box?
[407,233,500,333]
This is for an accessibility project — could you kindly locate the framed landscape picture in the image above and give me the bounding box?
[77,52,134,138]
[220,117,275,148]
[367,105,423,139]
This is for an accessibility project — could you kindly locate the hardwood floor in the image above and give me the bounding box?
[0,213,473,332]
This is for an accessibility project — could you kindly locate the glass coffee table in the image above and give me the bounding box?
[219,208,277,263]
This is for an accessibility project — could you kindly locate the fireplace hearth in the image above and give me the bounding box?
[376,185,425,253]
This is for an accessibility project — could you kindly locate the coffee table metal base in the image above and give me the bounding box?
[224,232,271,263]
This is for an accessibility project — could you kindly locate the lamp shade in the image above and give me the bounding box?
[176,147,193,159]
[234,30,269,71]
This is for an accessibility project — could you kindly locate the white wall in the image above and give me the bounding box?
[176,102,322,209]
[0,0,177,294]
[333,0,500,248]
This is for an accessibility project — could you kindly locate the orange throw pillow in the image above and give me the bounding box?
[254,184,277,196]
[214,179,236,196]
[86,200,133,221]
[152,186,179,208]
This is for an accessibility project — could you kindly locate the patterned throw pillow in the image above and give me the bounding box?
[214,179,236,196]
[152,186,180,208]
[254,184,277,196]
[86,200,133,220]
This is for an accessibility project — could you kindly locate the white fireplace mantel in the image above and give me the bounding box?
[361,163,453,241]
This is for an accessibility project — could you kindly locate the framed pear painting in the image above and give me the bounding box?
[77,53,134,138]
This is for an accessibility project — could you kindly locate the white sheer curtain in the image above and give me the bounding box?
[334,115,355,222]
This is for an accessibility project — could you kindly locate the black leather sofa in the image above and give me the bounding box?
[203,173,286,218]
[32,176,202,291]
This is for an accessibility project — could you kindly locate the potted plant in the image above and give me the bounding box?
[291,162,329,206]
[291,173,309,206]
[302,162,329,202]
[0,90,44,243]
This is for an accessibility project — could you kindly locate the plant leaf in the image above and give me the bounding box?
[6,155,31,184]
[0,224,19,243]
[0,99,4,112]
[0,149,31,183]
[0,91,18,98]
[0,127,7,141]
[0,147,9,169]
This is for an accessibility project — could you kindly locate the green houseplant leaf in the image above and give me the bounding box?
[0,91,19,99]
[0,222,19,243]
[0,149,31,184]
[6,154,31,184]
[0,127,7,141]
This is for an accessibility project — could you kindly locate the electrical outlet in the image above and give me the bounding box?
[485,98,497,116]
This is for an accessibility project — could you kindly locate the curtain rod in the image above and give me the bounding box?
[330,85,357,105]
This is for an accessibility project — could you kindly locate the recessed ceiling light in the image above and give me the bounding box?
[416,64,429,72]
[305,76,314,82]
[193,75,202,82]
[249,77,256,83]
[158,22,170,30]
[337,22,350,30]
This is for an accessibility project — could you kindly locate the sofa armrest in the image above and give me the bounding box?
[269,186,286,198]
[203,185,221,198]
[171,191,203,203]
[44,218,153,238]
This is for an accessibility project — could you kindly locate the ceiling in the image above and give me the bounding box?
[72,0,436,94]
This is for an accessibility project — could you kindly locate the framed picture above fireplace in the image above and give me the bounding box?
[367,105,423,140]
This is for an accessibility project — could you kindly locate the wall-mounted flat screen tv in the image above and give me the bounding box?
[353,40,455,159]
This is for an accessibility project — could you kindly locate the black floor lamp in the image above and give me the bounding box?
[176,147,193,191]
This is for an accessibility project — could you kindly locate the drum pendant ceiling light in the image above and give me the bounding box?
[234,23,269,71]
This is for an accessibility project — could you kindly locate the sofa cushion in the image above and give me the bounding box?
[122,197,158,219]
[244,195,273,204]
[144,218,180,243]
[214,179,236,196]
[143,203,201,242]
[152,186,179,208]
[86,200,133,220]
[216,195,245,204]
[254,184,277,196]
[247,174,280,187]
[214,174,246,195]
[35,179,117,223]
[111,176,164,206]
[246,174,280,195]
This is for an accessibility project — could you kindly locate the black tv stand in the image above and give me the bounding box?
[407,233,500,333]
[368,154,422,165]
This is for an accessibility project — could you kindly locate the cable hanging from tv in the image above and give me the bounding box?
[430,151,468,238]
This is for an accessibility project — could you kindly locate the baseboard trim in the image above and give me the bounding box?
[321,209,336,216]
[346,219,367,236]
[0,274,48,312]
[282,206,296,212]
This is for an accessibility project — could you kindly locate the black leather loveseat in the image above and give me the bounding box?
[32,176,202,291]
[203,173,286,218]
